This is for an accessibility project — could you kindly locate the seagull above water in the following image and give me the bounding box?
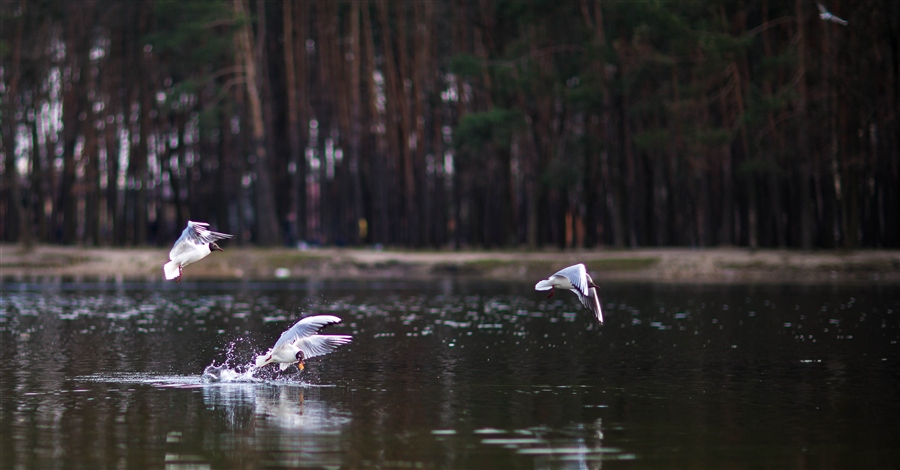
[163,220,233,282]
[535,263,604,323]
[817,3,848,25]
[255,315,353,372]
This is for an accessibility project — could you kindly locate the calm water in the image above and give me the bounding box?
[1,278,898,469]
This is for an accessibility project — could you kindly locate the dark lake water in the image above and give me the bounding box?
[1,278,898,469]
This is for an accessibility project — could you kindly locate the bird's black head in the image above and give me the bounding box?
[210,242,224,252]
[294,350,305,361]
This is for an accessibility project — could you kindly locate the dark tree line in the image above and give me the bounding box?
[1,0,897,249]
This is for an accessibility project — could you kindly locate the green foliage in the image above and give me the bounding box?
[448,53,483,78]
[633,129,673,152]
[194,106,216,132]
[565,83,605,112]
[145,0,235,72]
[738,157,786,177]
[697,31,754,56]
[693,127,733,147]
[740,85,793,130]
[543,153,583,189]
[755,52,796,81]
[453,108,522,153]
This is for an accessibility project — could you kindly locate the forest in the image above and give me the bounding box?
[1,0,897,250]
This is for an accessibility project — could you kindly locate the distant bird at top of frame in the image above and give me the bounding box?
[817,2,848,25]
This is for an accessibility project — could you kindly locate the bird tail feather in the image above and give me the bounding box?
[534,279,554,291]
[163,261,180,280]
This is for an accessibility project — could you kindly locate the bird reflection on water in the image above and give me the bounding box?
[201,384,350,468]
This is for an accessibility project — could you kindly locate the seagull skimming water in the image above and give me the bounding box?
[255,315,352,372]
[535,263,604,323]
[164,221,233,282]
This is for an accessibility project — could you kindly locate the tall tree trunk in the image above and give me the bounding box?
[362,0,390,244]
[795,0,814,249]
[295,1,310,242]
[580,0,610,247]
[83,87,100,246]
[1,0,34,249]
[235,0,282,245]
[718,72,735,246]
[283,0,302,245]
[262,0,289,243]
[134,32,151,245]
[622,95,637,247]
[58,1,94,243]
[31,120,49,243]
[390,1,419,245]
[413,0,432,246]
[348,0,365,245]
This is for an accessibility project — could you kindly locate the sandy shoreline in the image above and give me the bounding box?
[1,244,898,284]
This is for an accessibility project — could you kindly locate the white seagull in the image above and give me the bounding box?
[255,315,353,372]
[535,263,604,323]
[163,220,233,282]
[817,3,848,25]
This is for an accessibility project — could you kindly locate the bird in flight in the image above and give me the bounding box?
[817,3,848,25]
[535,263,604,323]
[255,315,353,372]
[164,220,233,282]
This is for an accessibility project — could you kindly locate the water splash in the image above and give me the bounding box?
[201,363,259,383]
[201,337,263,383]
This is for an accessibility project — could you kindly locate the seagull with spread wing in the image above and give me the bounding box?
[164,220,233,282]
[817,3,848,25]
[255,315,353,372]
[535,263,604,323]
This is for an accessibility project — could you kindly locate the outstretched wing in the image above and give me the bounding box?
[817,2,828,14]
[563,267,603,323]
[582,273,603,323]
[295,335,353,360]
[169,221,232,259]
[271,315,344,351]
[555,263,590,297]
[186,220,233,244]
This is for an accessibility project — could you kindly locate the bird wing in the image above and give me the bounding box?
[583,273,603,323]
[571,283,604,324]
[295,335,353,360]
[186,220,233,244]
[271,315,344,351]
[817,2,828,14]
[555,263,590,297]
[832,16,848,25]
[168,227,202,260]
[566,269,604,323]
[169,221,232,260]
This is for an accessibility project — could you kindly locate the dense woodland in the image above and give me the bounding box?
[1,0,897,249]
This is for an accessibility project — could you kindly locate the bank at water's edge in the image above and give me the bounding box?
[1,245,898,284]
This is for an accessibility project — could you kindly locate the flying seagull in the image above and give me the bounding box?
[163,220,233,282]
[817,3,848,25]
[255,315,353,372]
[535,263,604,323]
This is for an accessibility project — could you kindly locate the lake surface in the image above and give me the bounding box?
[1,278,898,469]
